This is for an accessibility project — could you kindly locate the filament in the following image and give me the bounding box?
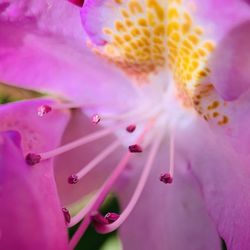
[68,119,155,249]
[94,130,164,233]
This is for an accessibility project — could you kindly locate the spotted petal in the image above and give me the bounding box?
[0,0,136,110]
[0,98,70,154]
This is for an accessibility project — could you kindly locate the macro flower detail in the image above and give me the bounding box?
[1,0,250,250]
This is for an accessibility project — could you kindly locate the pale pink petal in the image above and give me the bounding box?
[0,130,68,250]
[118,145,221,250]
[54,109,125,206]
[180,119,250,250]
[209,21,250,101]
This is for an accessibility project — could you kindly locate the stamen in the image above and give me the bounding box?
[160,130,175,184]
[37,124,124,161]
[91,212,109,225]
[126,124,136,133]
[159,173,173,184]
[25,153,41,166]
[62,207,71,224]
[104,212,120,223]
[169,131,175,177]
[68,174,79,184]
[68,119,155,249]
[37,105,52,117]
[92,114,101,124]
[94,130,164,234]
[72,140,120,182]
[37,102,90,117]
[128,144,143,153]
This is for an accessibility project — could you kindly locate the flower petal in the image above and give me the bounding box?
[188,0,250,100]
[209,21,250,101]
[118,144,221,250]
[0,0,135,108]
[181,119,250,250]
[54,109,125,206]
[0,98,70,154]
[0,131,68,250]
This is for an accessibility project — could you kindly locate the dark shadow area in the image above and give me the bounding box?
[221,238,227,250]
[69,196,120,250]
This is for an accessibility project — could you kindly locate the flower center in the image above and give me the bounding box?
[84,0,230,126]
[23,0,233,247]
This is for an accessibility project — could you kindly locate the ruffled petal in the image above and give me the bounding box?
[0,130,68,250]
[118,144,221,250]
[0,0,135,108]
[181,119,250,250]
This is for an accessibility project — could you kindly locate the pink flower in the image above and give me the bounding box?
[1,0,250,249]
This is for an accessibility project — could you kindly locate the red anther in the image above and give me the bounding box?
[25,153,41,166]
[128,144,143,153]
[62,207,71,224]
[104,212,120,223]
[91,212,109,225]
[37,105,52,117]
[126,124,136,133]
[68,174,79,184]
[159,173,173,184]
[92,114,101,124]
[67,0,85,7]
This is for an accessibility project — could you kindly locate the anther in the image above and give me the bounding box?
[91,212,109,225]
[159,173,173,184]
[37,105,52,117]
[68,174,79,184]
[104,212,120,223]
[129,144,143,153]
[67,0,85,7]
[126,124,136,133]
[25,153,41,166]
[62,207,71,224]
[92,114,101,124]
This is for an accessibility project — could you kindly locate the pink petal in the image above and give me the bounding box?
[181,120,250,250]
[0,131,68,250]
[0,98,70,154]
[0,0,135,108]
[187,0,250,100]
[209,21,250,101]
[117,146,221,250]
[54,109,125,206]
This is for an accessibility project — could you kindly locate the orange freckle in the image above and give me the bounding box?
[115,21,126,32]
[208,101,220,110]
[129,1,143,14]
[138,18,147,26]
[213,112,219,118]
[203,115,208,121]
[121,9,130,18]
[218,116,229,125]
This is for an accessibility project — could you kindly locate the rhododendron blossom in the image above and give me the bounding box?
[1,0,250,249]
